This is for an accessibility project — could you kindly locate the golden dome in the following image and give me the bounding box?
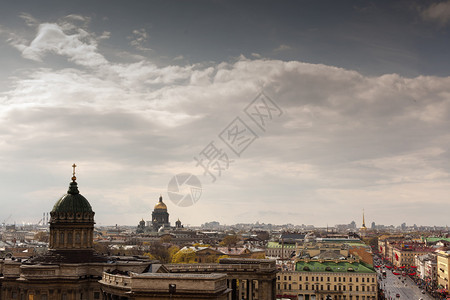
[154,195,167,210]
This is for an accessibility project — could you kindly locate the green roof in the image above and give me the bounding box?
[52,181,93,213]
[267,241,296,248]
[426,237,450,243]
[295,261,375,274]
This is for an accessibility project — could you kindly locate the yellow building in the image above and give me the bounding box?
[392,244,433,268]
[277,259,377,300]
[436,250,450,290]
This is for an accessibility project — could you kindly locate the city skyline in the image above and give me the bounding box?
[1,1,450,226]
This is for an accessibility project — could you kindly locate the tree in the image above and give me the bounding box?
[143,252,156,260]
[34,231,49,243]
[93,242,111,255]
[172,248,197,263]
[219,235,239,247]
[216,255,230,263]
[147,241,170,263]
[193,243,210,248]
[160,235,172,243]
[168,245,180,262]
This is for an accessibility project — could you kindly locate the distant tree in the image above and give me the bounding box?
[216,255,230,263]
[192,243,210,248]
[34,231,49,243]
[143,252,156,260]
[93,242,110,255]
[160,235,172,243]
[172,248,196,263]
[168,245,180,262]
[219,235,239,247]
[147,241,170,263]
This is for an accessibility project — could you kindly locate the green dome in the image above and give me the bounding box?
[52,181,93,213]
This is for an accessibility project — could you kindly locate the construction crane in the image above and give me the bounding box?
[2,214,12,226]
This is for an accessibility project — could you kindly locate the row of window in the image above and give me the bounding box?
[7,290,100,300]
[278,283,376,292]
[279,275,375,283]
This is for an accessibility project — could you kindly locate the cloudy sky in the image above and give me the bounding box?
[1,0,450,227]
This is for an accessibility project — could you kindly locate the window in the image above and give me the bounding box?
[356,277,359,282]
[349,286,352,291]
[305,285,308,291]
[362,286,365,292]
[60,232,64,244]
[343,286,346,291]
[334,285,337,291]
[327,277,330,281]
[343,277,346,282]
[299,284,302,290]
[289,276,291,281]
[284,276,286,280]
[356,286,359,291]
[306,276,308,281]
[289,284,291,290]
[339,277,341,282]
[321,277,323,281]
[362,278,364,283]
[349,277,352,282]
[299,276,302,281]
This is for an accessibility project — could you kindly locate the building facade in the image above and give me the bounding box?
[436,250,450,290]
[277,259,377,300]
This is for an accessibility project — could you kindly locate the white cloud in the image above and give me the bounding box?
[10,22,107,67]
[2,15,450,226]
[128,28,151,51]
[421,0,450,26]
[274,44,292,52]
[19,13,38,27]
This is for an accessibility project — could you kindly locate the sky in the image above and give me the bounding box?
[0,0,450,227]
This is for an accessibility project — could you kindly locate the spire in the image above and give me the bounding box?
[362,209,366,227]
[159,195,163,202]
[68,163,79,195]
[72,163,77,182]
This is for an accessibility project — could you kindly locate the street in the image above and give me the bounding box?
[377,267,434,300]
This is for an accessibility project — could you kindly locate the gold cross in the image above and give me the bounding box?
[72,163,77,176]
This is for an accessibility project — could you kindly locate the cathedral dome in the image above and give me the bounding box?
[52,181,93,213]
[51,164,93,214]
[154,196,167,210]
